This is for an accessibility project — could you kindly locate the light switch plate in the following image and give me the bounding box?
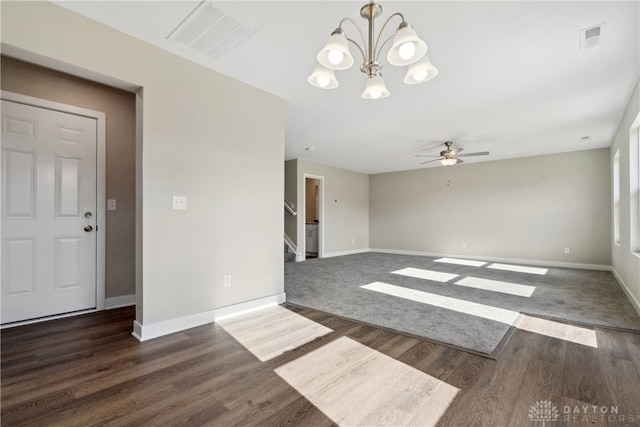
[107,199,117,211]
[173,196,187,210]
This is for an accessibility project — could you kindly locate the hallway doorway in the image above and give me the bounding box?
[303,174,323,259]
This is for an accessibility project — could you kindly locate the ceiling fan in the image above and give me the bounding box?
[415,141,489,166]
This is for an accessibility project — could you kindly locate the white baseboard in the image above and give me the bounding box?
[131,293,286,342]
[369,248,611,271]
[323,248,371,258]
[105,294,136,309]
[611,268,640,317]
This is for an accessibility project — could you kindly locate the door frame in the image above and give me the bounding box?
[302,173,324,260]
[1,90,107,317]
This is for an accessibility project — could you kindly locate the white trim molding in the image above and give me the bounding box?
[284,233,297,254]
[131,293,286,341]
[323,248,371,258]
[612,268,640,317]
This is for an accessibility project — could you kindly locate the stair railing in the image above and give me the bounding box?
[284,201,297,216]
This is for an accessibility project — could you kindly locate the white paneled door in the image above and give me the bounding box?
[1,100,98,324]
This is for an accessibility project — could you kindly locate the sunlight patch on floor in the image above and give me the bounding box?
[455,276,536,297]
[487,263,548,275]
[275,336,459,427]
[434,258,487,267]
[392,267,459,283]
[216,305,332,362]
[516,315,598,347]
[361,282,520,325]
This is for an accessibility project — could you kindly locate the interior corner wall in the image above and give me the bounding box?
[0,56,136,301]
[370,148,611,267]
[284,159,297,245]
[610,78,640,312]
[296,160,369,257]
[1,1,285,327]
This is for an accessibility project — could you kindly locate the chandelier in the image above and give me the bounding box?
[307,1,438,99]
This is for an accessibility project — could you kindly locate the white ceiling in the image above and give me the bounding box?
[54,1,639,174]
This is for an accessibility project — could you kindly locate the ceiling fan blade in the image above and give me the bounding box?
[457,151,490,157]
[420,158,442,165]
[455,158,465,164]
[450,147,463,156]
[414,154,441,158]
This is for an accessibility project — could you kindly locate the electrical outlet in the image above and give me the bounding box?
[564,247,570,254]
[224,274,231,288]
[172,196,187,210]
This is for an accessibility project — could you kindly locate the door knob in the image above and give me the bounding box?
[84,225,93,232]
[84,212,93,218]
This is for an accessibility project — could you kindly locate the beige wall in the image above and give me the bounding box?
[611,79,640,313]
[2,1,285,327]
[1,56,136,300]
[296,160,369,257]
[370,149,611,266]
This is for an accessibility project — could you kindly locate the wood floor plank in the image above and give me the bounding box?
[592,328,640,419]
[561,335,603,406]
[448,328,540,427]
[507,330,566,426]
[2,305,639,427]
[255,396,336,427]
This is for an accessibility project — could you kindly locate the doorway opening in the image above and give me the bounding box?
[1,92,106,324]
[0,55,139,327]
[303,174,324,260]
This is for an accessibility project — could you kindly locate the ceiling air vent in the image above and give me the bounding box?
[580,23,605,50]
[168,1,256,61]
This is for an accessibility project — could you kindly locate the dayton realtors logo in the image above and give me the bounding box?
[529,400,639,425]
[528,400,559,426]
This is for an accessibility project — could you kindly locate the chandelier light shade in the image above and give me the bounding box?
[362,75,390,99]
[317,30,355,70]
[404,56,439,84]
[308,1,438,99]
[386,23,428,66]
[440,158,457,166]
[307,64,339,89]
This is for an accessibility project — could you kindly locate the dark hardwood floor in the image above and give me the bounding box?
[2,305,640,426]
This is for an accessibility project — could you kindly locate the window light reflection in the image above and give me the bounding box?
[455,276,536,297]
[275,336,459,426]
[216,305,332,362]
[362,282,520,325]
[488,263,548,275]
[392,267,459,283]
[434,258,487,267]
[516,315,597,347]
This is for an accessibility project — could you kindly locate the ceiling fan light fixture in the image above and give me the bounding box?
[404,56,439,84]
[362,75,390,99]
[317,29,354,70]
[387,22,428,66]
[307,64,339,89]
[440,158,457,166]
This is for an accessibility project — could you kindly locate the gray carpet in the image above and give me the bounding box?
[284,252,640,356]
